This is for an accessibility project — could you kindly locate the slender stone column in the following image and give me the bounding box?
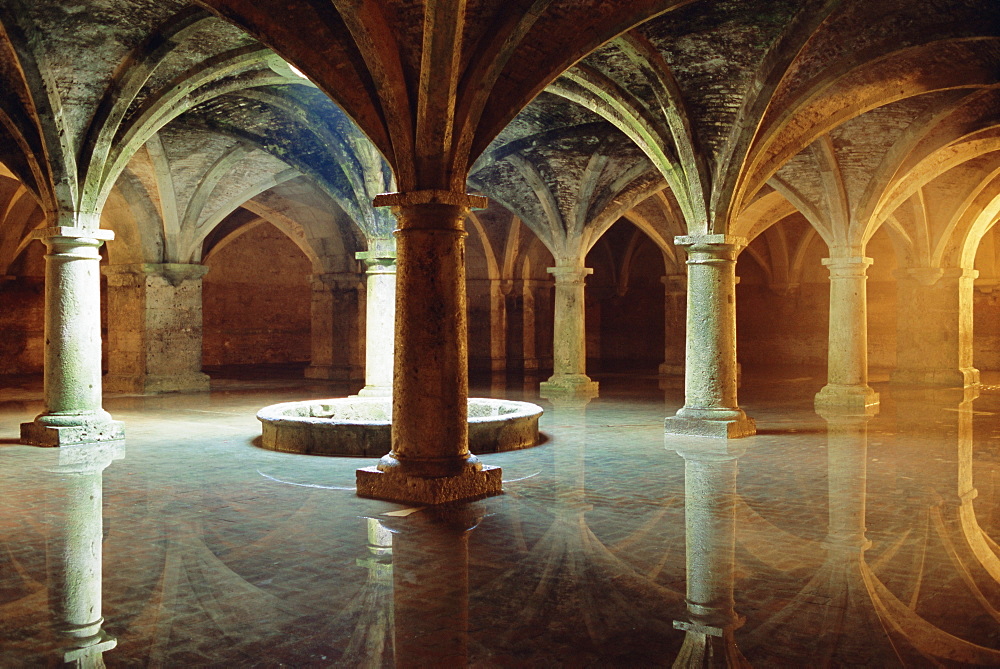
[539,263,599,401]
[665,235,755,438]
[305,271,364,382]
[355,248,397,396]
[659,273,686,377]
[892,266,979,387]
[103,263,211,394]
[815,253,879,411]
[21,226,124,446]
[522,279,540,372]
[356,190,501,505]
[489,278,508,373]
[671,439,748,668]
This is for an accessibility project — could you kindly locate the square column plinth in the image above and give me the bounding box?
[356,466,503,505]
[21,415,124,447]
[665,411,756,439]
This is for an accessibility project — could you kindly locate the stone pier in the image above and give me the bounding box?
[103,263,211,394]
[305,271,364,382]
[893,266,979,387]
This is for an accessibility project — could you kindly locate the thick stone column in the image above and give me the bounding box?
[671,439,749,668]
[892,266,979,387]
[665,235,755,438]
[102,263,210,394]
[539,263,599,401]
[659,273,686,377]
[21,226,124,446]
[356,190,501,505]
[354,249,397,396]
[815,253,879,411]
[305,271,364,382]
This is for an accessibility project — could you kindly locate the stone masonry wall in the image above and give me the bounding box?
[202,222,312,366]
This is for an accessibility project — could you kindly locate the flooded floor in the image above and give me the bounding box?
[2,367,1000,666]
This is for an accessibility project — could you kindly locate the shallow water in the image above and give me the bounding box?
[2,368,999,666]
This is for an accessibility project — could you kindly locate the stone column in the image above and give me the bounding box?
[21,226,124,446]
[305,271,365,382]
[671,439,748,668]
[102,263,210,394]
[42,442,122,666]
[356,190,501,505]
[354,249,397,396]
[539,263,599,401]
[665,235,755,439]
[892,266,979,387]
[814,253,879,411]
[489,278,508,373]
[659,273,687,377]
[522,279,540,372]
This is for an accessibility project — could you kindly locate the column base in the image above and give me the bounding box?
[104,372,210,394]
[354,385,392,398]
[21,414,125,447]
[814,384,879,412]
[671,623,747,669]
[665,408,756,439]
[356,464,503,505]
[62,630,117,665]
[890,366,979,388]
[539,374,599,401]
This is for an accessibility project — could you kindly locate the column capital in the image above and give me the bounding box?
[821,255,872,276]
[893,265,978,285]
[102,263,209,286]
[33,226,114,244]
[674,234,746,253]
[373,190,488,210]
[356,252,397,272]
[356,236,397,266]
[546,265,592,282]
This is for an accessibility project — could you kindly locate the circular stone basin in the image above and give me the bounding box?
[257,397,543,457]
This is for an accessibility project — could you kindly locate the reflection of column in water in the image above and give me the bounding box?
[45,441,122,667]
[481,396,680,660]
[386,506,482,668]
[745,407,885,665]
[671,439,749,668]
[822,411,872,555]
[335,517,395,667]
[889,386,1000,655]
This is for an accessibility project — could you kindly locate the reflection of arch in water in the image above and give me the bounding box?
[742,401,1000,665]
[477,400,684,662]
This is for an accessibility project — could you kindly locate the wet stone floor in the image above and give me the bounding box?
[2,367,1000,667]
